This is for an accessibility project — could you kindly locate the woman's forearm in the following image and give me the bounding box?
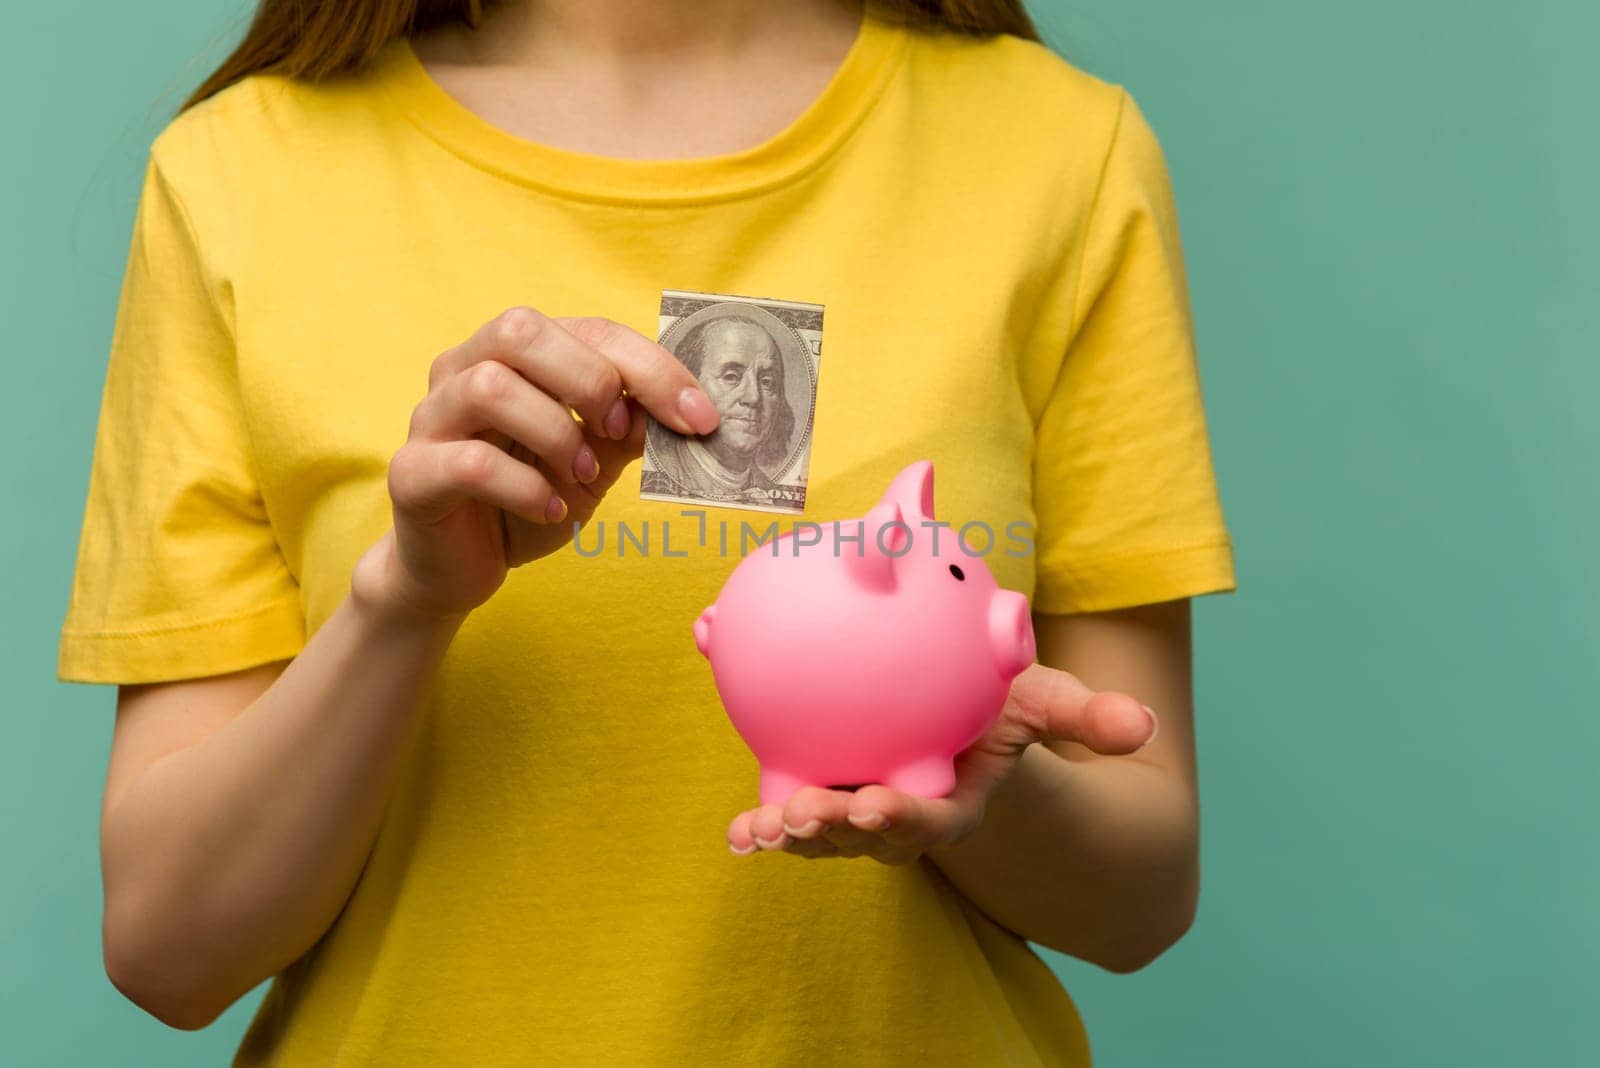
[100,587,463,1027]
[926,745,1200,973]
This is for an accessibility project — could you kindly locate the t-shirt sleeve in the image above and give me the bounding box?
[1030,88,1238,615]
[58,151,306,684]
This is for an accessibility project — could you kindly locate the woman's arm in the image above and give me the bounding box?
[98,309,719,1029]
[102,594,462,1030]
[924,599,1201,972]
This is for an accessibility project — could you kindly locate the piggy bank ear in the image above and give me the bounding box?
[882,460,935,524]
[846,499,904,592]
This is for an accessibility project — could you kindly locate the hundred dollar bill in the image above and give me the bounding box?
[640,289,823,515]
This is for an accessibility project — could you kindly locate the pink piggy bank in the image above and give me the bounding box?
[693,461,1036,806]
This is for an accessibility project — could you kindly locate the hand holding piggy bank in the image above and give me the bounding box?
[694,461,1036,806]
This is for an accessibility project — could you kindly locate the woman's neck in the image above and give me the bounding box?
[419,1,863,79]
[477,1,860,65]
[409,0,867,160]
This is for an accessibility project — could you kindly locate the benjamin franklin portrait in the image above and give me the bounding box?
[646,308,804,505]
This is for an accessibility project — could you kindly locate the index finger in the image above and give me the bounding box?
[556,316,720,436]
[428,308,631,439]
[847,786,970,849]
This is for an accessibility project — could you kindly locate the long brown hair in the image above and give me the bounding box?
[183,1,1040,111]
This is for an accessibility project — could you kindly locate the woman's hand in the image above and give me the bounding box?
[725,664,1159,864]
[353,307,720,621]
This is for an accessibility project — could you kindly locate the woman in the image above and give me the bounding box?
[60,0,1238,1062]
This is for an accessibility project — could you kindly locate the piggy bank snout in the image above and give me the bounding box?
[988,590,1035,679]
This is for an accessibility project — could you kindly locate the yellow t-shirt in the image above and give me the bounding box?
[61,7,1237,1065]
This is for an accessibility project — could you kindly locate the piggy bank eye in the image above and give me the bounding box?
[948,564,965,581]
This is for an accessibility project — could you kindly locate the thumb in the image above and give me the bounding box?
[1002,664,1154,755]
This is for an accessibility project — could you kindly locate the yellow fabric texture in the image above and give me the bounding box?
[61,8,1236,1065]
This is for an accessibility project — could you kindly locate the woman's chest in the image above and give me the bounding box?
[230,192,1053,630]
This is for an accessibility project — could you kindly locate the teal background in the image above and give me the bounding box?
[3,1,1594,1064]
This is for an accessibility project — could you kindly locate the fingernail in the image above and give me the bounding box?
[573,445,599,483]
[603,397,631,439]
[753,833,790,850]
[849,812,888,831]
[729,842,758,856]
[677,387,720,435]
[1141,704,1160,746]
[545,496,568,522]
[783,820,824,838]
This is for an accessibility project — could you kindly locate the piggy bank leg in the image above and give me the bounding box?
[884,757,957,799]
[758,768,809,807]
